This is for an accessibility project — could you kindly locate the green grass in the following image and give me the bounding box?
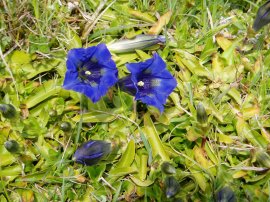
[1,0,270,201]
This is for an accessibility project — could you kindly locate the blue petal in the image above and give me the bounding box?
[101,69,118,87]
[117,75,137,95]
[84,86,102,103]
[145,53,173,78]
[92,43,112,64]
[135,93,164,112]
[71,84,101,103]
[62,70,80,89]
[67,47,96,71]
[153,77,177,102]
[102,59,118,70]
[126,57,154,75]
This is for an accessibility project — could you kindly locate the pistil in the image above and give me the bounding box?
[137,81,144,87]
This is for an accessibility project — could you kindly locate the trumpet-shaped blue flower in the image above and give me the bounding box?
[74,140,111,166]
[63,44,118,103]
[118,53,177,112]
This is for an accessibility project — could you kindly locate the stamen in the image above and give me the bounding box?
[85,70,92,75]
[137,81,144,87]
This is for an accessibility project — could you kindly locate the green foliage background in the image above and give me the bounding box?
[1,0,270,201]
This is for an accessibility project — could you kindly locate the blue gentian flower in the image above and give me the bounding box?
[74,140,111,166]
[118,53,177,112]
[63,44,118,103]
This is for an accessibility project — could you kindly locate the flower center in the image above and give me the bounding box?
[85,70,92,75]
[137,81,145,87]
[78,59,102,86]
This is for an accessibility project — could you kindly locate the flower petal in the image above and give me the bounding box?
[135,93,164,112]
[153,77,177,101]
[126,57,154,75]
[67,47,96,71]
[92,43,112,64]
[117,75,137,96]
[146,53,173,79]
[62,70,80,89]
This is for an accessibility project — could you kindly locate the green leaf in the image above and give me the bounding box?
[0,165,22,177]
[72,108,123,123]
[23,79,62,108]
[142,112,169,161]
[114,139,135,168]
[130,176,154,187]
[86,164,106,180]
[109,167,137,177]
[174,49,212,79]
[236,117,268,148]
[10,50,31,65]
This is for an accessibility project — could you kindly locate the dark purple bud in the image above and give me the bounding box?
[74,140,111,166]
[4,140,20,153]
[161,162,176,174]
[60,122,72,132]
[165,176,180,198]
[0,104,16,119]
[216,187,236,202]
[253,1,270,31]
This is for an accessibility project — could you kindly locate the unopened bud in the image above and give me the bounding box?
[161,162,176,174]
[164,176,180,198]
[0,104,16,119]
[4,140,20,153]
[107,34,166,53]
[215,186,236,202]
[253,1,270,31]
[196,102,208,126]
[60,122,72,132]
[49,110,57,117]
[74,140,111,166]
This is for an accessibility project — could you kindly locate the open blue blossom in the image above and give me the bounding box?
[118,53,177,112]
[74,140,111,166]
[63,44,118,103]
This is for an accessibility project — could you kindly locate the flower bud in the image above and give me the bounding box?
[164,176,180,198]
[49,110,57,117]
[161,162,176,174]
[74,140,111,166]
[107,34,166,53]
[4,140,20,153]
[196,102,208,126]
[60,122,72,132]
[253,1,270,31]
[0,104,16,119]
[215,186,236,202]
